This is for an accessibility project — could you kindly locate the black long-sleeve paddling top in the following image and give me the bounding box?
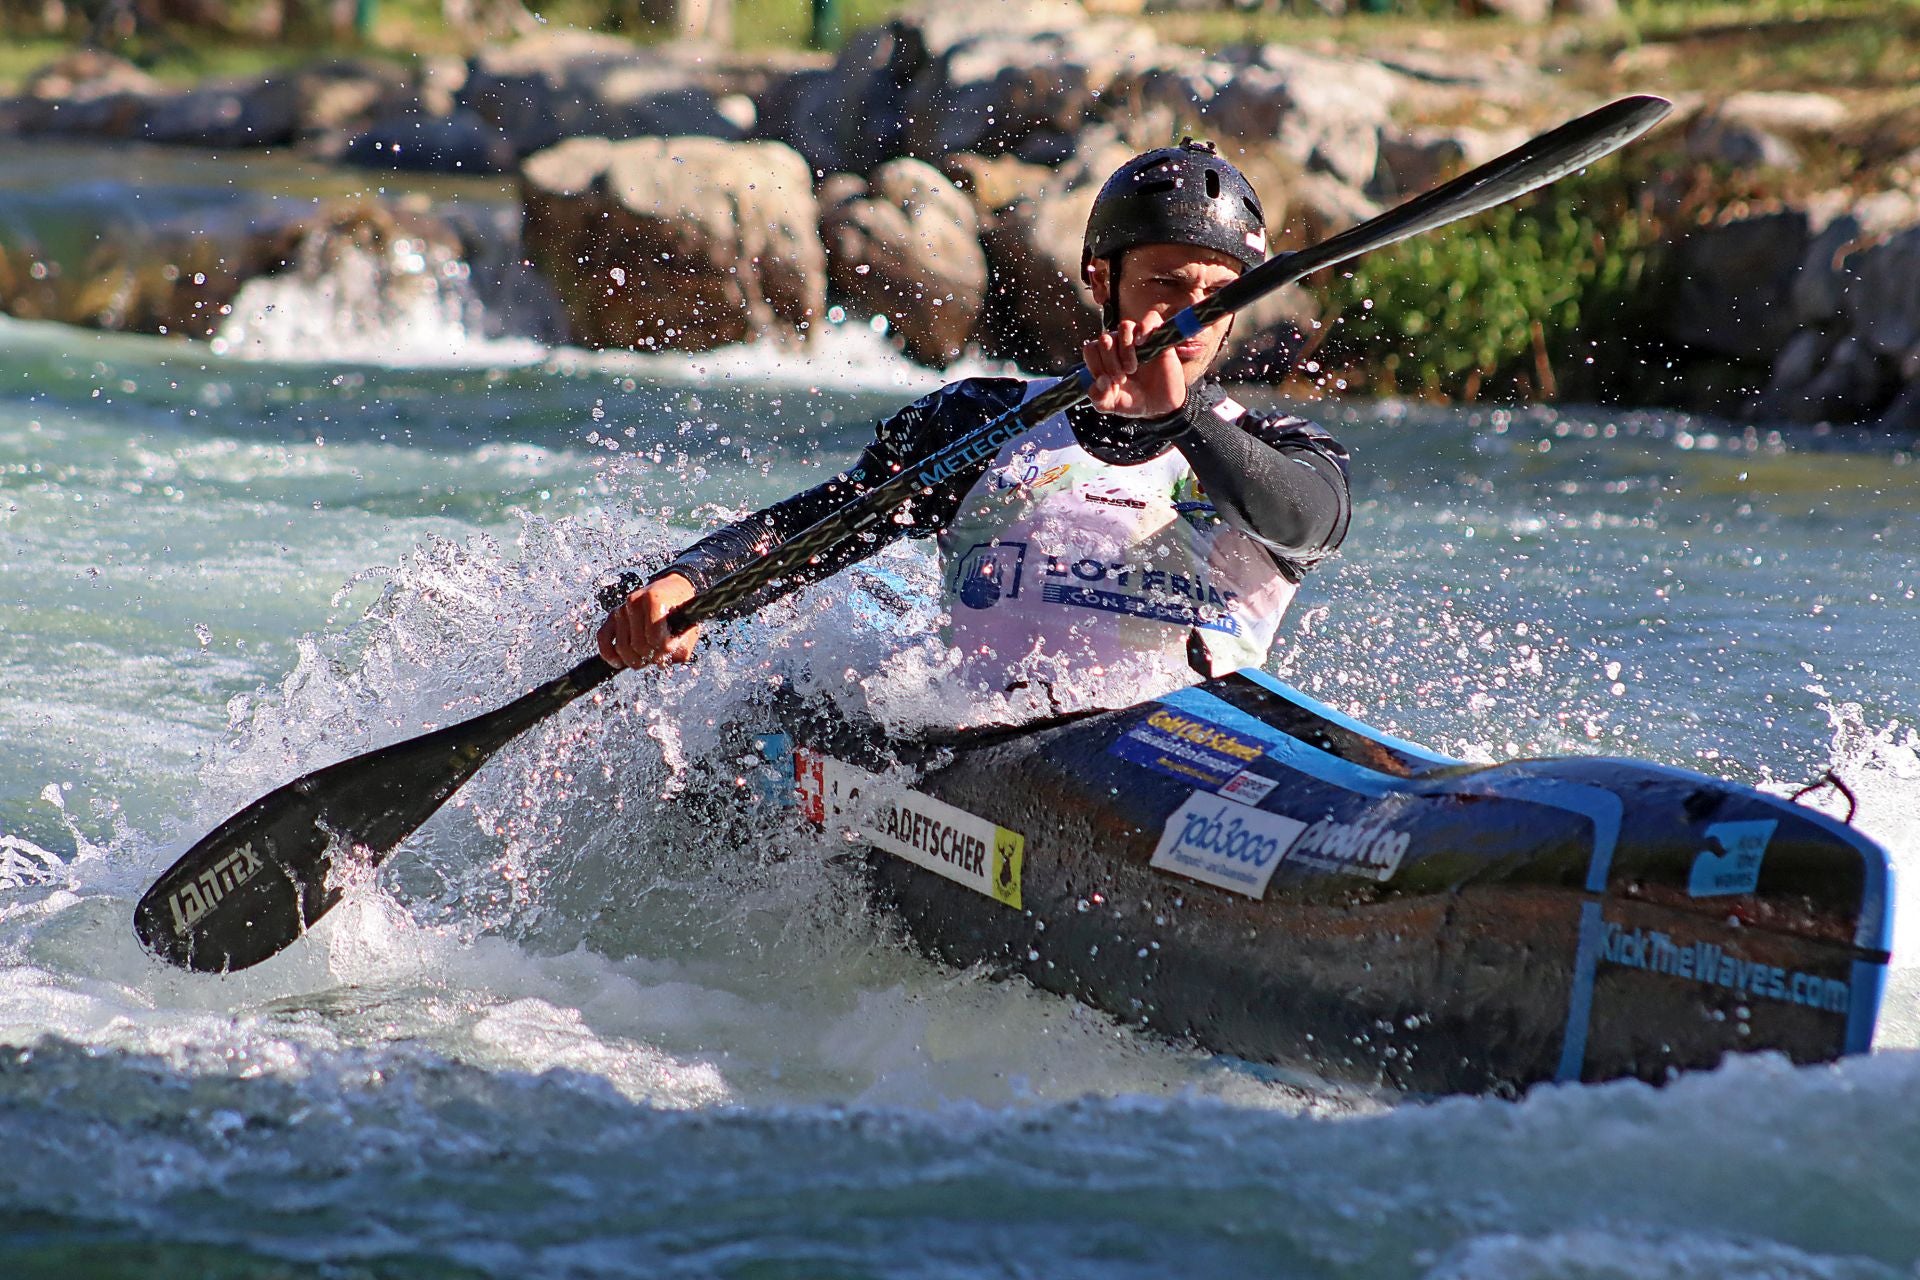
[660,376,1351,611]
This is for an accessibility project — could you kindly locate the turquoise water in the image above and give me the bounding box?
[3,298,1919,1277]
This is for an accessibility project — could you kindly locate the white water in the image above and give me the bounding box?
[3,301,1919,1274]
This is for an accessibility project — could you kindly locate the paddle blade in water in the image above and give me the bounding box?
[135,656,618,972]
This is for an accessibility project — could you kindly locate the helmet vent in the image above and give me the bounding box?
[1205,168,1220,199]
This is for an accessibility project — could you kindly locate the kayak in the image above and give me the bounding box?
[758,667,1892,1096]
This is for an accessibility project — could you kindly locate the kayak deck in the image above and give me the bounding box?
[771,668,1891,1096]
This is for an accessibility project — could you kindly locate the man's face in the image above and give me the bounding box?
[1086,242,1244,386]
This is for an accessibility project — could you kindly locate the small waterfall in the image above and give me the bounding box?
[212,202,552,366]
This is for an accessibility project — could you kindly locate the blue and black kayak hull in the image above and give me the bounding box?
[785,668,1891,1096]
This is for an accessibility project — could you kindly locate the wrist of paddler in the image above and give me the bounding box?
[596,571,700,669]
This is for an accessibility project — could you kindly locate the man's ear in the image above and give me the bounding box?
[1083,253,1111,306]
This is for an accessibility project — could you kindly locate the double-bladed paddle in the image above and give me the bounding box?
[134,93,1672,972]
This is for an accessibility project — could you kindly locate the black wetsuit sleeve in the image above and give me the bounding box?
[1067,383,1351,581]
[656,378,1029,606]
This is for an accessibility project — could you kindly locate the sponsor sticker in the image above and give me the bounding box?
[1218,769,1279,807]
[1110,706,1272,791]
[1282,814,1411,883]
[1149,793,1305,899]
[1687,819,1777,898]
[1597,919,1849,1014]
[795,750,1024,910]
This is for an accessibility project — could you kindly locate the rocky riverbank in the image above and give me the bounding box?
[2,1,1918,431]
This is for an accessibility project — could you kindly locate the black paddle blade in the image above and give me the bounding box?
[135,656,617,972]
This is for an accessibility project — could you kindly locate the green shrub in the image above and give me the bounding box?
[1310,160,1675,403]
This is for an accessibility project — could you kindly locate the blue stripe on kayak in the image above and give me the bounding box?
[1556,901,1606,1084]
[1233,668,1464,767]
[1855,836,1896,956]
[1848,957,1888,1055]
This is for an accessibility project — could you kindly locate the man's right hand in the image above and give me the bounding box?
[596,572,700,669]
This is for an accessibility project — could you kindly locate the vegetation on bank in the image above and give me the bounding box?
[1307,158,1674,405]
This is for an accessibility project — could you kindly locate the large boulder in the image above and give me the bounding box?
[11,50,160,139]
[138,75,302,149]
[521,135,825,351]
[756,21,929,177]
[977,184,1102,372]
[1668,208,1814,363]
[821,158,987,368]
[898,16,1163,163]
[1203,46,1402,191]
[1840,225,1920,368]
[290,58,421,142]
[341,110,517,174]
[460,32,742,156]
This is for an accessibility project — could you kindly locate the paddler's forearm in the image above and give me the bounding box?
[659,459,894,602]
[1174,409,1351,562]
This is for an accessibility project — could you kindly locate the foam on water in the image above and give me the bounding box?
[6,325,1920,1275]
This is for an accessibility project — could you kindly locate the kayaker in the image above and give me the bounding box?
[598,139,1352,716]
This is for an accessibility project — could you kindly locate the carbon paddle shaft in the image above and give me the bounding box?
[134,93,1670,972]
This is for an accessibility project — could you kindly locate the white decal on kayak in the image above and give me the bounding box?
[795,750,1023,910]
[1149,794,1305,899]
[1687,819,1776,897]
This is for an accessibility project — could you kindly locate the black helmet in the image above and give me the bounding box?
[1082,138,1267,280]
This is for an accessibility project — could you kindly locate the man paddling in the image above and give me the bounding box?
[598,140,1352,715]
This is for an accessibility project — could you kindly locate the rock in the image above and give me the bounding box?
[11,51,159,138]
[943,152,1062,214]
[1747,334,1894,424]
[1842,226,1920,365]
[138,75,302,149]
[634,0,730,42]
[1685,115,1800,171]
[1876,380,1920,432]
[1786,191,1920,327]
[758,22,927,177]
[460,33,741,156]
[1196,47,1402,191]
[899,19,1162,162]
[821,158,986,367]
[22,50,158,101]
[521,135,825,351]
[342,110,517,174]
[1275,169,1381,242]
[290,58,417,140]
[1718,90,1848,134]
[1472,0,1552,22]
[1373,124,1529,199]
[978,184,1102,372]
[1669,209,1813,363]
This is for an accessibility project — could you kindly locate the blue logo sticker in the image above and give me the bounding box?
[1687,819,1778,897]
[751,733,795,809]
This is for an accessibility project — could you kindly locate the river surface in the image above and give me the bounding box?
[3,272,1920,1277]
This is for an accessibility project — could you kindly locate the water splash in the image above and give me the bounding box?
[211,211,548,368]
